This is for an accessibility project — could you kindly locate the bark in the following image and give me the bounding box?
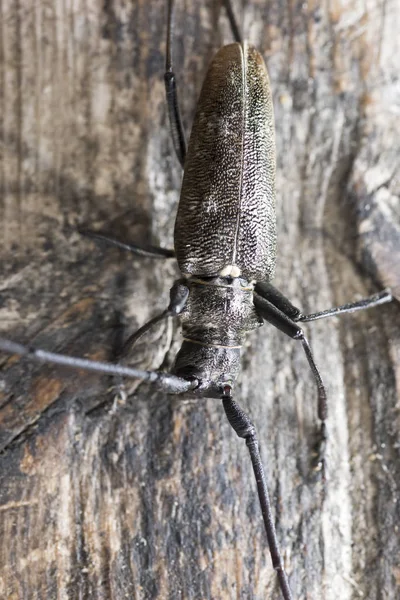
[0,1,399,599]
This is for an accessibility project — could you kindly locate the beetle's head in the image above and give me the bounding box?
[172,340,241,399]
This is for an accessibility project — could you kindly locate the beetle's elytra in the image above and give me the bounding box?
[176,42,276,282]
[0,0,394,598]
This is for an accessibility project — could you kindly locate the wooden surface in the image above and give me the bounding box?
[1,1,400,599]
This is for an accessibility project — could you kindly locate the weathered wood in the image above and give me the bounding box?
[0,1,399,599]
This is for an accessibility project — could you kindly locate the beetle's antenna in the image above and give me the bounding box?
[222,391,293,600]
[164,0,187,167]
[0,338,197,394]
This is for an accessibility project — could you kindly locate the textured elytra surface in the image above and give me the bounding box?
[0,1,399,600]
[175,42,276,281]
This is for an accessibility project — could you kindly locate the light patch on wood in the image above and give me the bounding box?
[20,445,37,475]
[30,376,63,413]
[0,499,38,512]
[46,297,96,330]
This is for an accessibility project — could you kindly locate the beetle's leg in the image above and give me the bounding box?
[120,280,189,357]
[254,294,327,469]
[79,229,175,259]
[222,390,293,600]
[222,0,242,44]
[255,282,302,320]
[0,337,196,394]
[0,285,189,392]
[254,294,326,419]
[0,283,190,399]
[255,282,392,322]
[164,0,243,168]
[164,0,187,168]
[295,289,392,322]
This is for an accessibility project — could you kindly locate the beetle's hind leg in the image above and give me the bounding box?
[164,0,243,168]
[222,0,242,44]
[78,229,175,259]
[164,0,187,168]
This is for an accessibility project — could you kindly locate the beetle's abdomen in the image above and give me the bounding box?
[174,43,276,282]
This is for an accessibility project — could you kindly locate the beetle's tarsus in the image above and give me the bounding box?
[296,289,393,323]
[312,422,328,482]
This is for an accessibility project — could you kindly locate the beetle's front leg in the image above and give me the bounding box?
[119,280,189,359]
[109,280,189,402]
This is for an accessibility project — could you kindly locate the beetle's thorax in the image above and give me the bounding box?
[172,276,261,397]
[179,276,260,347]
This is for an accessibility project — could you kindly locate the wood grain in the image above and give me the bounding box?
[0,1,399,599]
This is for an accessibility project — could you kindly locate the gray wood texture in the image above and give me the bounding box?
[0,1,399,598]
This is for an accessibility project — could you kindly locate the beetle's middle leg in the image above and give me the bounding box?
[255,281,392,322]
[0,282,192,403]
[253,293,328,471]
[254,282,392,415]
[254,282,392,471]
[254,294,327,419]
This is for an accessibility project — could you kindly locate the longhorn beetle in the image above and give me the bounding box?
[0,0,393,598]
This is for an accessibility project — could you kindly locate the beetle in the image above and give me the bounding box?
[0,0,394,598]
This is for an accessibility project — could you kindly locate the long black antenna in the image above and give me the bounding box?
[0,338,197,394]
[222,392,293,600]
